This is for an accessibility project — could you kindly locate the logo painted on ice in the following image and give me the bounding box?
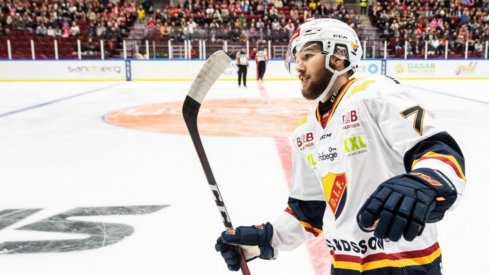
[0,205,167,254]
[322,172,347,220]
[343,135,367,156]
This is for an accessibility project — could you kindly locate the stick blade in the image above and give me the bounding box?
[186,50,232,104]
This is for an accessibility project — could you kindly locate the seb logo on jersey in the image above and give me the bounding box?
[296,132,314,151]
[322,173,348,220]
[342,109,361,130]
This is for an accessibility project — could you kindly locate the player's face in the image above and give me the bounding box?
[295,44,333,100]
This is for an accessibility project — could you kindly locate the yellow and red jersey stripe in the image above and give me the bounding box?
[285,206,323,237]
[330,242,441,272]
[411,151,465,181]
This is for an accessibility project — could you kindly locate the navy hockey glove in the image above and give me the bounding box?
[357,168,457,241]
[215,223,274,271]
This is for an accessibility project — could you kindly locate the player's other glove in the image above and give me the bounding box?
[215,222,274,271]
[357,168,457,242]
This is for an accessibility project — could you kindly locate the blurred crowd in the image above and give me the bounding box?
[0,0,140,56]
[144,0,364,42]
[2,0,489,58]
[371,0,489,57]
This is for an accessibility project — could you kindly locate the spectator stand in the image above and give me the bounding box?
[2,0,489,60]
[368,0,489,59]
[0,0,137,59]
[122,0,366,59]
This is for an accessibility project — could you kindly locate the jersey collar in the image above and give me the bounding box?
[316,78,357,129]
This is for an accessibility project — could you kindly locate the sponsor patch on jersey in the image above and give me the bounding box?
[343,134,368,157]
[306,153,317,167]
[318,147,339,164]
[326,237,384,254]
[322,172,347,220]
[320,132,332,140]
[342,109,361,130]
[296,131,315,151]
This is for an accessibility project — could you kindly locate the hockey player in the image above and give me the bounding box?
[215,18,465,274]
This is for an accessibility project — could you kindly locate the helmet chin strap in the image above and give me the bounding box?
[318,54,352,103]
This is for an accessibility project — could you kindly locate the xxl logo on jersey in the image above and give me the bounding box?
[343,134,367,156]
[322,172,347,220]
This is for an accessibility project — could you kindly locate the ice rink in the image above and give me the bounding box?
[0,77,487,275]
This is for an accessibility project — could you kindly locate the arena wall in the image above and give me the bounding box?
[0,59,487,82]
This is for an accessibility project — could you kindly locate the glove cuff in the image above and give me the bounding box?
[408,168,458,222]
[256,222,274,260]
[233,222,275,260]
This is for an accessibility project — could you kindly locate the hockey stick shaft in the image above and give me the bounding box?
[182,51,251,275]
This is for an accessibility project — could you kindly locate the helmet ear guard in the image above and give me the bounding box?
[323,42,356,76]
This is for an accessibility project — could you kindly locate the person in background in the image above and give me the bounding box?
[360,0,368,15]
[236,47,249,87]
[255,46,268,81]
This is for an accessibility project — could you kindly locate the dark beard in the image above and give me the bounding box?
[301,67,333,100]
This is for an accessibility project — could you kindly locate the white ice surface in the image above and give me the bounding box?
[0,79,487,275]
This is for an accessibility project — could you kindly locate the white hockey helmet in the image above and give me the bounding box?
[285,19,362,99]
[285,18,362,76]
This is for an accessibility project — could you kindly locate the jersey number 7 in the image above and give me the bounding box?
[400,105,425,136]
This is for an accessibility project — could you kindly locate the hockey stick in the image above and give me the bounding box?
[181,50,251,275]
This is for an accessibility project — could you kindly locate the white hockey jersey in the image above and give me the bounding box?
[237,52,249,66]
[256,50,268,62]
[271,76,466,274]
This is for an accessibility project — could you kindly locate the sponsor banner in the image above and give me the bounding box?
[127,59,383,81]
[0,60,126,81]
[2,59,489,82]
[130,59,258,81]
[386,60,489,79]
[355,60,383,77]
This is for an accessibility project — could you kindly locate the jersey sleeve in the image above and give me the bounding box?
[404,131,465,207]
[271,123,326,252]
[364,79,465,206]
